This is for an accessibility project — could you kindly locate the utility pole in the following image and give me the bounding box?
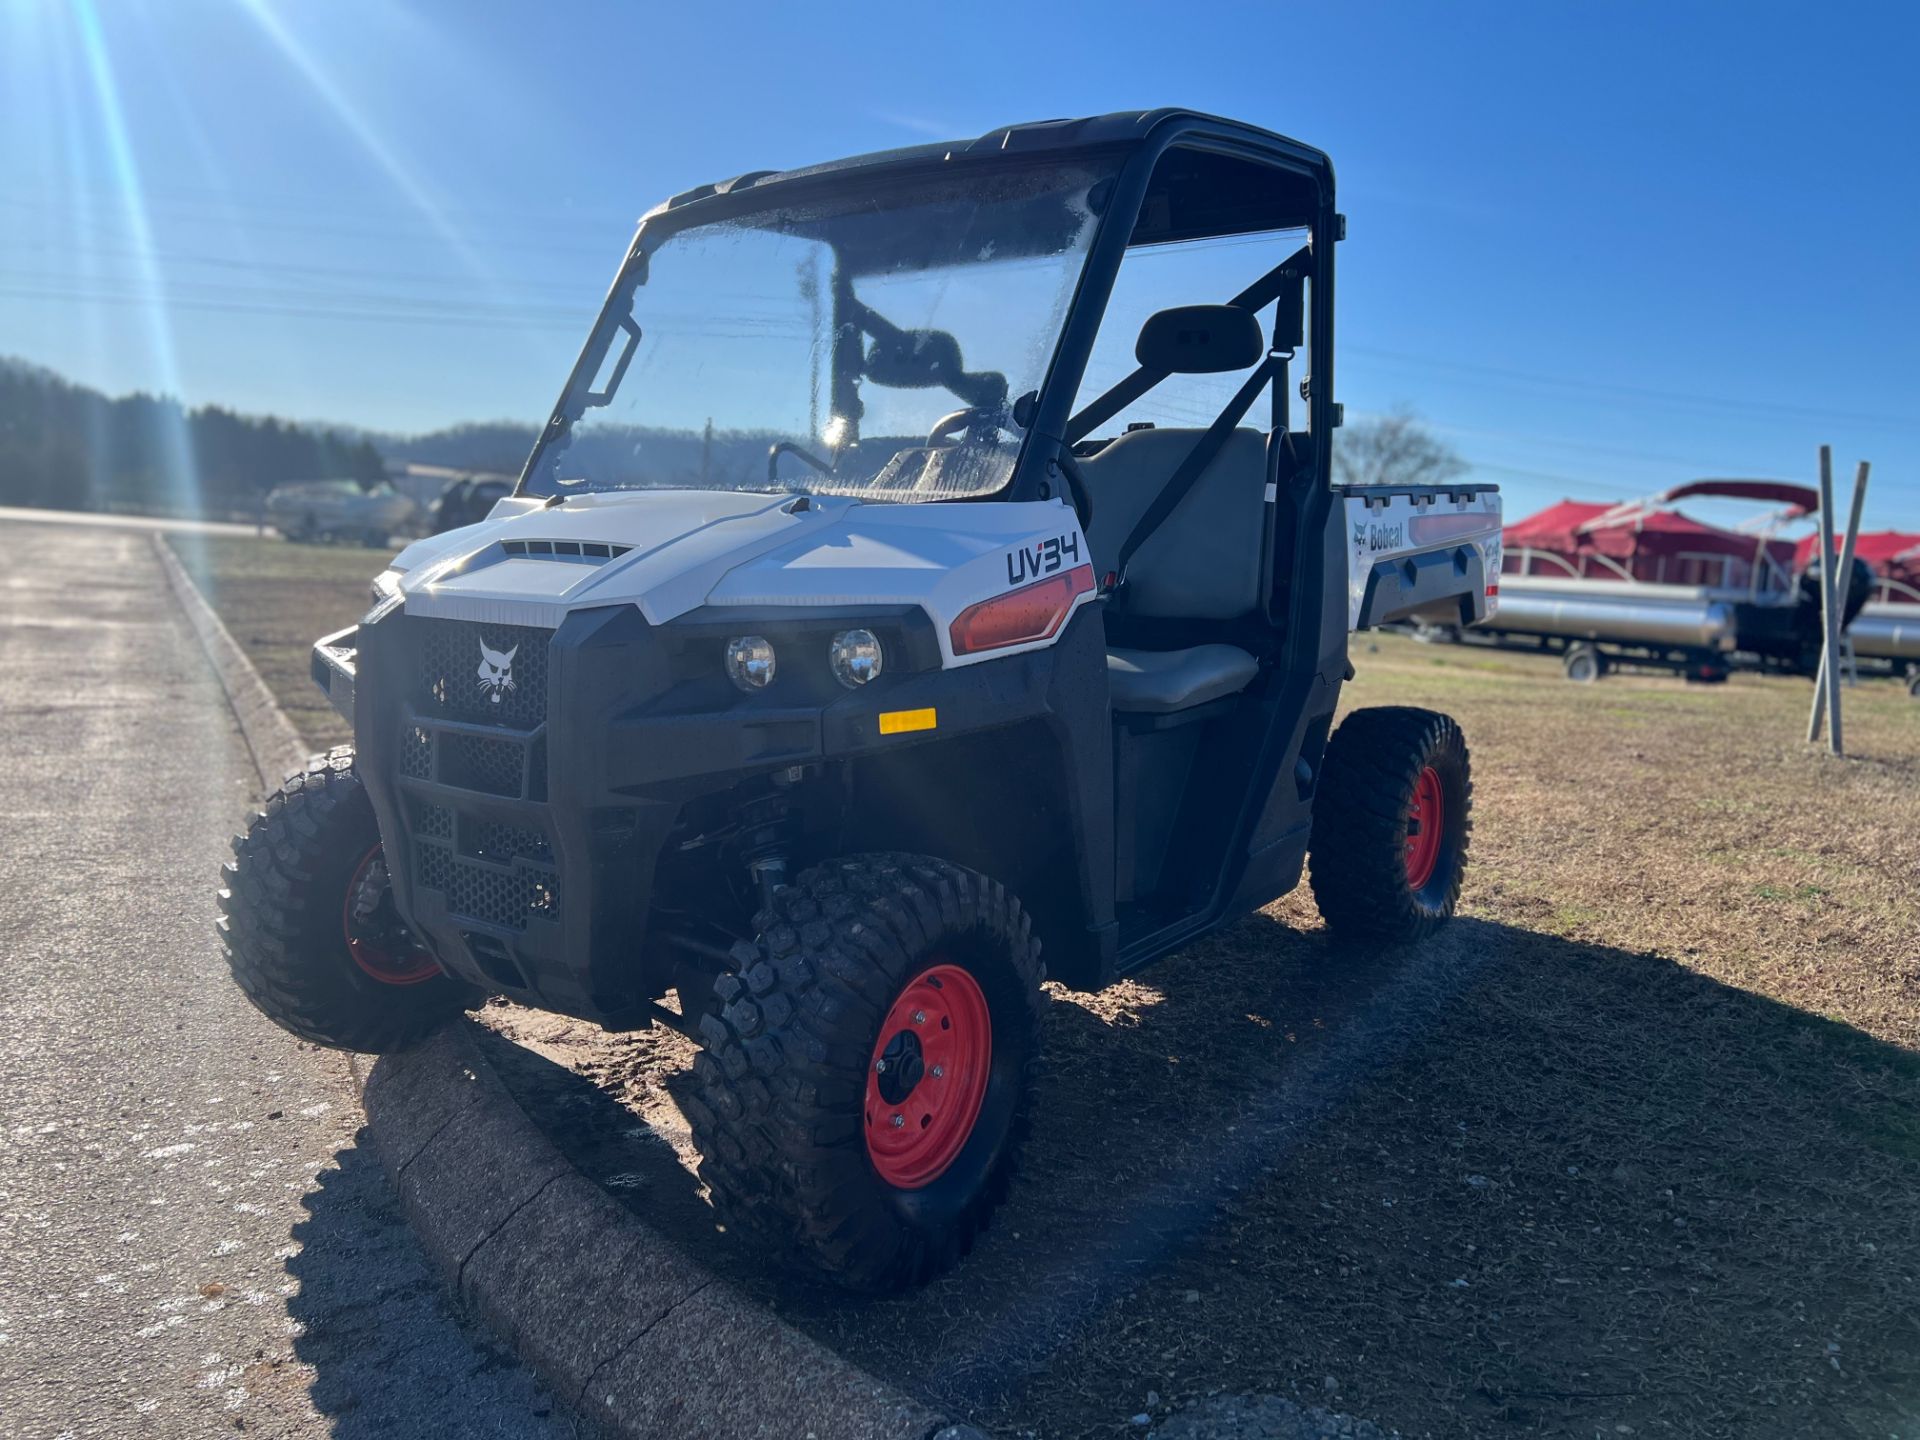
[700,417,713,486]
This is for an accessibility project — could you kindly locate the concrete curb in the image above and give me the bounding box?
[349,1028,958,1440]
[153,533,309,786]
[157,533,973,1440]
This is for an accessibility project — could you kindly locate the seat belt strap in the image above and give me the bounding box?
[1111,356,1280,593]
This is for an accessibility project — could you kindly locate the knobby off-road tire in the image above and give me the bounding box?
[685,854,1045,1292]
[1308,707,1472,944]
[219,747,476,1051]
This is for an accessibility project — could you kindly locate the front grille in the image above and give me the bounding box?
[401,725,433,779]
[464,818,552,865]
[417,841,452,891]
[415,800,454,840]
[388,614,561,942]
[413,804,560,933]
[419,619,550,730]
[413,838,562,930]
[441,731,527,797]
[443,855,561,928]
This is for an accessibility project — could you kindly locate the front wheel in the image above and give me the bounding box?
[684,854,1045,1292]
[1308,707,1472,943]
[218,748,477,1051]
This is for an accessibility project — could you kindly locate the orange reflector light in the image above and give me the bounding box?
[878,707,937,735]
[949,564,1095,656]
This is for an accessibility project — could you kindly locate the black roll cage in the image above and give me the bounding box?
[515,110,1337,519]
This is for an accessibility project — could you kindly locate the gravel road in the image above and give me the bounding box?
[0,523,562,1438]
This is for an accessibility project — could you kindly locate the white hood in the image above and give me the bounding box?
[389,487,1093,668]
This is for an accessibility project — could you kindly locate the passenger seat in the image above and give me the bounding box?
[1078,427,1269,713]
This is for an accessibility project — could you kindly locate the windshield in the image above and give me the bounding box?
[522,161,1107,501]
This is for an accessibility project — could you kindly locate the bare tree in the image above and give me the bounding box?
[1333,407,1466,489]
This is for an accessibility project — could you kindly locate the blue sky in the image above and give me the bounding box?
[4,0,1916,528]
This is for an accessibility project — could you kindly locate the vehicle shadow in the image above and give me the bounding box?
[278,1137,567,1438]
[472,910,1920,1439]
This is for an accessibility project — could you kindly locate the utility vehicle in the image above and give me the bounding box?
[219,110,1501,1291]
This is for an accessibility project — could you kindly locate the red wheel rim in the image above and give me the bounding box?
[1404,765,1445,889]
[342,846,441,985]
[864,963,992,1189]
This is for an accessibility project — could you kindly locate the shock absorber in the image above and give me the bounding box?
[733,785,796,913]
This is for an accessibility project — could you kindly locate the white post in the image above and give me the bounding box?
[1807,458,1870,744]
[1804,448,1844,753]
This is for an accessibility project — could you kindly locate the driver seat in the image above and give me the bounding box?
[1079,426,1269,713]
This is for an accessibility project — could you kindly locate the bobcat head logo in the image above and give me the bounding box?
[476,639,518,704]
[1352,520,1368,549]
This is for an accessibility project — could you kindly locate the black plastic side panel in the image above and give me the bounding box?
[1355,544,1491,630]
[830,606,1117,989]
[1228,501,1349,915]
[1113,722,1202,905]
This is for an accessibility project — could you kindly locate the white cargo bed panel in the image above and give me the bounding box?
[1340,485,1503,630]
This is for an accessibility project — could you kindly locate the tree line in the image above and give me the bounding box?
[0,358,388,518]
[1,354,1469,519]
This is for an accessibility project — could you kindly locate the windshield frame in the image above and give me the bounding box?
[514,150,1126,503]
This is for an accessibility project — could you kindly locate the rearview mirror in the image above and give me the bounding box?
[864,329,965,389]
[1135,305,1264,374]
[864,328,1009,410]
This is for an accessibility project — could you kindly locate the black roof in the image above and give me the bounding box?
[656,108,1330,217]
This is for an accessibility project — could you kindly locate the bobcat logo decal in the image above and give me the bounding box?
[476,639,518,704]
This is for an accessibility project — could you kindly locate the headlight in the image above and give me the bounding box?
[725,635,777,691]
[829,629,883,687]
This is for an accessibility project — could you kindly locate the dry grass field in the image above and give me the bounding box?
[177,533,1920,1439]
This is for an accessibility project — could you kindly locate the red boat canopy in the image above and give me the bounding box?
[1795,529,1920,601]
[1660,479,1819,516]
[1793,529,1920,567]
[1504,495,1798,588]
[1502,499,1612,552]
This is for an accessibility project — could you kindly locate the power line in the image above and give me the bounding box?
[1347,343,1919,436]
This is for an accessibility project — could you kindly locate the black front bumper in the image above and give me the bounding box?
[338,600,1021,1022]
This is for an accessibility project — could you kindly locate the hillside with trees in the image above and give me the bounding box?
[0,358,393,519]
[2,355,1475,520]
[377,421,539,477]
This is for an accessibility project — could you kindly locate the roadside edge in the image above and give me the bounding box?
[153,532,308,785]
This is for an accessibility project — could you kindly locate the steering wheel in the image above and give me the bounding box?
[926,407,1004,448]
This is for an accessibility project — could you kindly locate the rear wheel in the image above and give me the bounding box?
[1564,644,1605,683]
[684,854,1044,1292]
[1309,707,1472,943]
[218,748,477,1051]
